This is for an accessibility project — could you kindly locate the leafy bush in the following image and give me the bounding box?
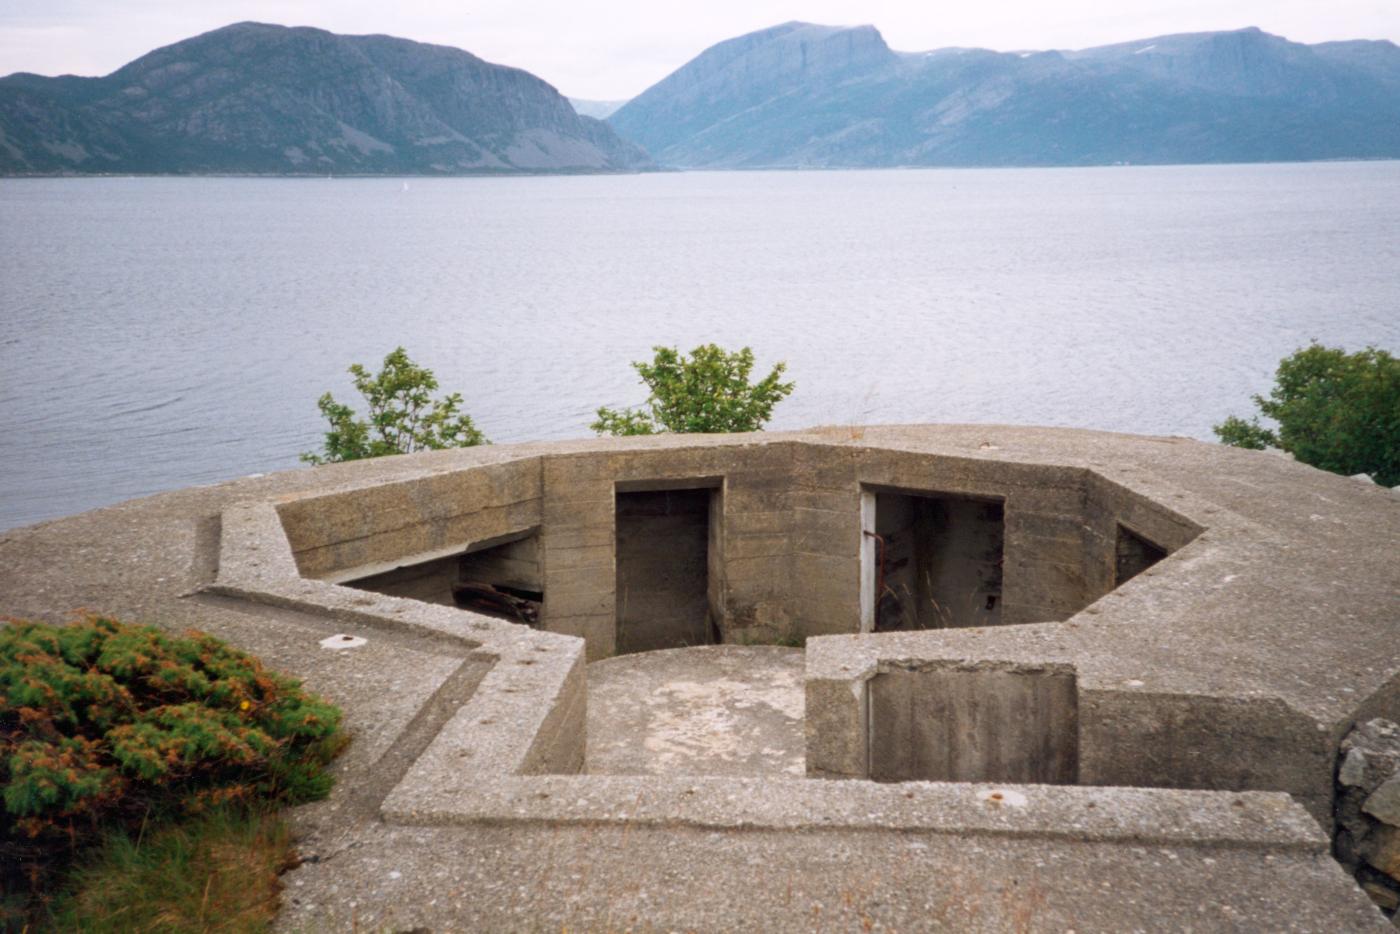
[302,346,487,464]
[1,616,343,894]
[1214,343,1400,486]
[592,344,795,435]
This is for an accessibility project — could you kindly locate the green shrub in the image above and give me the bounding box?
[1214,343,1400,485]
[1,616,343,895]
[592,344,795,436]
[302,346,487,464]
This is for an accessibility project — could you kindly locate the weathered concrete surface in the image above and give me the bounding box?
[587,645,805,776]
[275,820,1381,933]
[1,425,1396,930]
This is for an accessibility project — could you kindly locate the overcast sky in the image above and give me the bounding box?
[3,0,1398,100]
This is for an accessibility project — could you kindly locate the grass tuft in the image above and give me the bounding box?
[43,806,294,933]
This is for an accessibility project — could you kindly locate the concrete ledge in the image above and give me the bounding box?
[382,773,1327,851]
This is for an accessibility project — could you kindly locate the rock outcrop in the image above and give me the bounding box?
[0,22,652,175]
[1337,719,1400,918]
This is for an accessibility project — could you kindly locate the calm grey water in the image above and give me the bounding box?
[2,163,1398,531]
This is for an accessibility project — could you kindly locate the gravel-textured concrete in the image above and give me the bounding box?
[276,821,1382,933]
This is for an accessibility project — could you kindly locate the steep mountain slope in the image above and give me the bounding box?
[610,22,897,159]
[0,22,651,175]
[608,23,1400,168]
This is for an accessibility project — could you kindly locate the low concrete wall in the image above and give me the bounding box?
[1079,690,1335,822]
[278,455,544,581]
[206,500,588,790]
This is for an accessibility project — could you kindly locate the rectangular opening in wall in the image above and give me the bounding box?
[453,530,543,625]
[344,553,461,608]
[867,664,1078,784]
[341,528,543,625]
[866,489,1004,631]
[615,485,719,654]
[1115,524,1167,586]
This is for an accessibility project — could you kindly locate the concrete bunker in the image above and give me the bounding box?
[271,443,1205,660]
[614,480,724,654]
[860,487,1005,632]
[268,444,1210,789]
[183,429,1400,926]
[866,663,1079,784]
[344,529,543,625]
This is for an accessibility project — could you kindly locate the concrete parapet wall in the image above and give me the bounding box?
[278,454,544,581]
[381,772,1329,849]
[1080,690,1334,822]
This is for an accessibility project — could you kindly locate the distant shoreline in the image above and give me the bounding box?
[4,157,1398,180]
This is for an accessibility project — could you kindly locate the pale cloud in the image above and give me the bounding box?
[1,0,1397,99]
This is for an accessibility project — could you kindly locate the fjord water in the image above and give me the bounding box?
[2,162,1398,530]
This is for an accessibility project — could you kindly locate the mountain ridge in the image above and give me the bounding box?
[7,21,1398,175]
[608,22,1400,169]
[0,21,652,175]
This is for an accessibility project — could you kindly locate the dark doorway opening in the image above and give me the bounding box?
[868,490,1005,631]
[615,486,720,654]
[1115,524,1167,586]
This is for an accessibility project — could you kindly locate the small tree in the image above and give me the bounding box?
[302,347,487,464]
[591,344,795,436]
[1214,342,1399,486]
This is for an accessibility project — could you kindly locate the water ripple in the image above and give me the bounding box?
[2,163,1398,529]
